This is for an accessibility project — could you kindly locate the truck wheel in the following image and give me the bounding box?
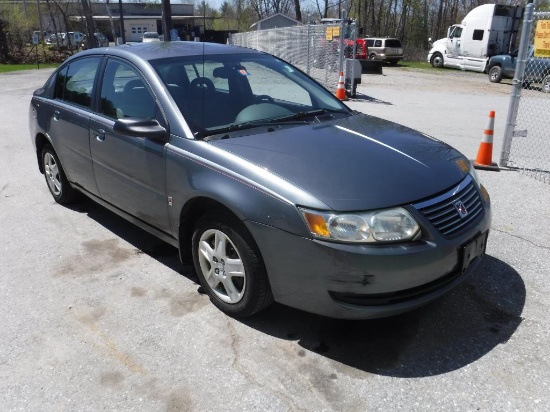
[430,52,444,68]
[369,54,377,60]
[488,66,503,83]
[542,75,550,93]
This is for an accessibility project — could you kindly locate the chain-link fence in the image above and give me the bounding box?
[229,23,359,93]
[501,5,550,184]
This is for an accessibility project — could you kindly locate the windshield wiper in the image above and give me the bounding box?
[199,119,306,139]
[272,108,345,122]
[198,108,348,139]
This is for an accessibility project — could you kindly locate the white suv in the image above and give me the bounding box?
[365,38,403,64]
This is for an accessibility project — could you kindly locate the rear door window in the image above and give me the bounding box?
[55,57,101,108]
[385,39,402,48]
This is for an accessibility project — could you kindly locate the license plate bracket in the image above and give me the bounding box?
[461,232,488,273]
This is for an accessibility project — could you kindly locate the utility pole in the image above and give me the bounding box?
[118,0,125,43]
[162,0,172,41]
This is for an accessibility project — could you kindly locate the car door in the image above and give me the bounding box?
[46,56,102,196]
[89,58,170,232]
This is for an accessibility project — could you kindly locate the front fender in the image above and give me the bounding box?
[165,141,317,239]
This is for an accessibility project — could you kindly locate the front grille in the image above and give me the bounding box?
[414,175,484,238]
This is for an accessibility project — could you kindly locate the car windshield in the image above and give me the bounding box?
[143,33,159,39]
[151,53,350,138]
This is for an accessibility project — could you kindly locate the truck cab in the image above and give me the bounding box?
[428,4,523,73]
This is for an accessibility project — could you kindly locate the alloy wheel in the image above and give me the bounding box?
[44,152,62,196]
[197,229,246,304]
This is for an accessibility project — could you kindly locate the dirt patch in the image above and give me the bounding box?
[365,66,513,95]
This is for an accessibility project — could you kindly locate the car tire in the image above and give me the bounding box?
[369,54,377,60]
[430,52,444,68]
[41,144,77,204]
[192,211,273,317]
[542,74,550,93]
[488,66,503,83]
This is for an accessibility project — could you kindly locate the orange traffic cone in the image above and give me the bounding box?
[472,110,500,171]
[335,71,347,100]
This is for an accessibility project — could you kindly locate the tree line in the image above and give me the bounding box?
[202,0,543,50]
[2,0,548,64]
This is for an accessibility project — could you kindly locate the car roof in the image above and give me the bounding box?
[74,41,260,62]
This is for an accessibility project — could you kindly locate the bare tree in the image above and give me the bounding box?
[80,0,97,48]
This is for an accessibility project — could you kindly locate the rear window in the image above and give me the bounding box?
[385,39,402,48]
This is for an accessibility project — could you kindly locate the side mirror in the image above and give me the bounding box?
[113,118,168,142]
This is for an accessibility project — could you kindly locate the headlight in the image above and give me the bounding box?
[456,157,489,201]
[456,157,481,186]
[299,207,420,243]
[469,161,481,186]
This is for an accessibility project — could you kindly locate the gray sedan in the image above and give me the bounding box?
[29,42,491,319]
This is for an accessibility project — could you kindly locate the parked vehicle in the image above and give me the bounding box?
[365,37,403,64]
[141,32,160,42]
[487,46,550,93]
[46,31,85,49]
[80,33,109,49]
[428,4,523,72]
[29,42,491,319]
[344,38,368,60]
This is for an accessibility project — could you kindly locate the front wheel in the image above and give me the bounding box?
[192,211,273,317]
[488,66,503,83]
[369,53,377,60]
[430,52,444,68]
[41,144,77,204]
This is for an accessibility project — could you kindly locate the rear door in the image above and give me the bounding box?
[89,58,170,232]
[46,56,102,196]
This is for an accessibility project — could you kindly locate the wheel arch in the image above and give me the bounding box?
[178,196,257,264]
[35,133,53,174]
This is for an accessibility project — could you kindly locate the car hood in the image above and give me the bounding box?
[209,113,468,211]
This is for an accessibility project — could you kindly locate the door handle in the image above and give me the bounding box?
[53,110,60,121]
[94,128,106,142]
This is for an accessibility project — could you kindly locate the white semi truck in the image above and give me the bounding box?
[427,3,523,72]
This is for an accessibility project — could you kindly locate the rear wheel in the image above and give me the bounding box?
[192,211,273,317]
[488,66,503,83]
[430,52,444,68]
[41,144,77,204]
[369,53,377,60]
[542,74,550,93]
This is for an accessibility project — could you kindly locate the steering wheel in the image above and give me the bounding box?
[253,95,274,104]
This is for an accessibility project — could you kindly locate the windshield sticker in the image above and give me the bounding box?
[235,66,250,76]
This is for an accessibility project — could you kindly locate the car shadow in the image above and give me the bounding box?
[349,92,393,105]
[64,196,196,282]
[64,198,524,378]
[241,255,525,378]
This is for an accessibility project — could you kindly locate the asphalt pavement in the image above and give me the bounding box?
[1,66,548,411]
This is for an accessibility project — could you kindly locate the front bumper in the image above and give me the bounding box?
[246,189,491,319]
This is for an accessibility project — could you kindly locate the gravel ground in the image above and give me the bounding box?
[1,65,549,412]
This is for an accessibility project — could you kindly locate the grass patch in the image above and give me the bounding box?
[0,63,58,73]
[397,61,434,70]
